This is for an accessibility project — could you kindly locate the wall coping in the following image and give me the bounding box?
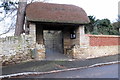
[85,34,120,38]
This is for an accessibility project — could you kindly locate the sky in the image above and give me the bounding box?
[48,0,119,22]
[0,0,119,37]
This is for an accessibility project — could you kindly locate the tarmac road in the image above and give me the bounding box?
[2,54,119,75]
[28,64,119,78]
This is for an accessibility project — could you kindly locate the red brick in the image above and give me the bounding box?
[89,35,120,46]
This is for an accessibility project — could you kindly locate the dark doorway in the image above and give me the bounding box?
[43,30,67,60]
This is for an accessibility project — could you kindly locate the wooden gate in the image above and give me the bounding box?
[43,30,63,59]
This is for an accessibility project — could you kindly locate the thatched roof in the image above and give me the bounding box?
[26,2,90,24]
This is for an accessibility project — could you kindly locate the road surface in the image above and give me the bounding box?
[28,64,119,78]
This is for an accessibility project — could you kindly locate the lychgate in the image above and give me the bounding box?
[25,2,90,60]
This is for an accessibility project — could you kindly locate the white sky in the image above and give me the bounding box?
[49,0,119,22]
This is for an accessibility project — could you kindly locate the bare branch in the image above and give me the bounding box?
[0,9,16,22]
[0,28,11,36]
[0,14,6,22]
[0,12,16,36]
[0,22,15,36]
[12,3,18,9]
[11,12,17,19]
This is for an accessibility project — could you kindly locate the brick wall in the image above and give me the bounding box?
[71,34,120,59]
[88,35,120,46]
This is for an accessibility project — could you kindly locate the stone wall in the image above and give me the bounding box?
[71,45,119,59]
[64,26,85,57]
[30,23,45,60]
[1,24,119,62]
[0,34,45,65]
[63,27,72,54]
[68,34,120,59]
[36,25,43,44]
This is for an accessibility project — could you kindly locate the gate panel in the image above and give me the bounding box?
[43,30,63,55]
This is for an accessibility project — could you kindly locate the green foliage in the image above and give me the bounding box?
[85,15,96,33]
[111,21,120,35]
[85,16,119,35]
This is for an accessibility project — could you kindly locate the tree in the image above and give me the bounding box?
[94,19,119,35]
[0,1,18,36]
[85,16,119,35]
[112,21,120,35]
[85,15,96,34]
[0,0,48,37]
[14,0,27,36]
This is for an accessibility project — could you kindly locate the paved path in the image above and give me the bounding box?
[1,54,119,76]
[45,49,71,60]
[28,64,119,78]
